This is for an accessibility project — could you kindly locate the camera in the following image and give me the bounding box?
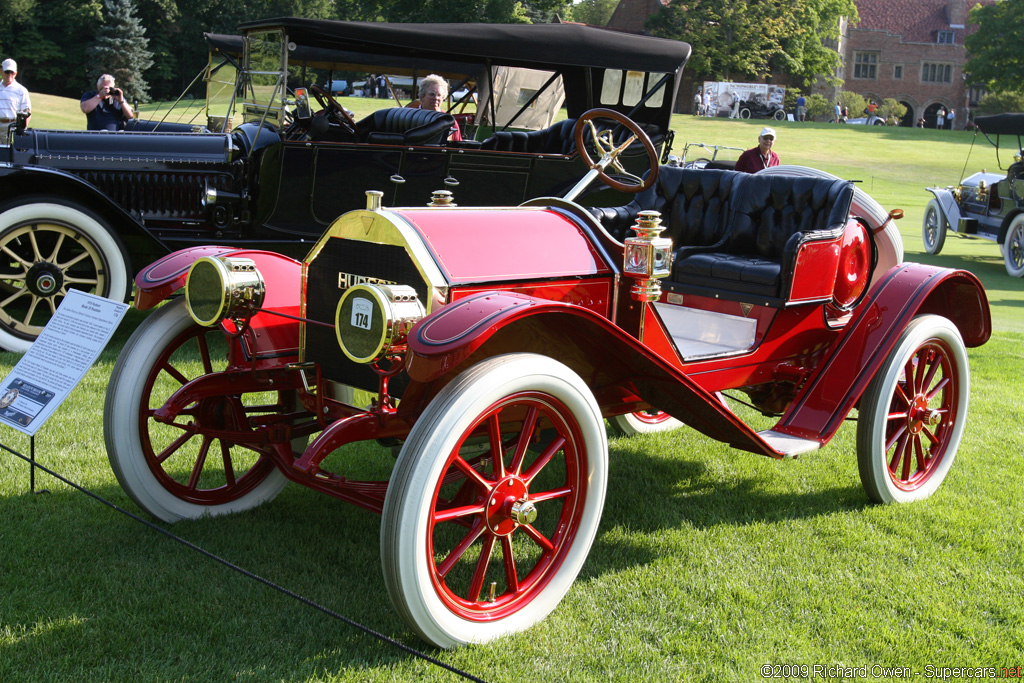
[106,86,121,99]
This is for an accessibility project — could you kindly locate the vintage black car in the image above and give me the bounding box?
[923,113,1024,277]
[0,19,690,352]
[737,97,786,121]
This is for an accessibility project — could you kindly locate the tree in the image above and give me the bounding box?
[965,0,1024,94]
[89,0,155,102]
[645,0,856,88]
[565,0,619,26]
[1,0,103,96]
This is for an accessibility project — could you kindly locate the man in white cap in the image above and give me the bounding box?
[0,58,32,127]
[734,126,780,173]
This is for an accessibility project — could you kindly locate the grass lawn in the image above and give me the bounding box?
[2,96,1023,682]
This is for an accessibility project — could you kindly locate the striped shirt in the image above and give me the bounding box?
[0,80,31,121]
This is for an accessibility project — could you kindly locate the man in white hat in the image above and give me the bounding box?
[0,58,32,127]
[734,126,780,173]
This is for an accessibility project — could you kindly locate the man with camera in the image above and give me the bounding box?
[80,74,134,131]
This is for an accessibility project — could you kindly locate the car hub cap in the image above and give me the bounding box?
[26,262,64,297]
[883,341,958,490]
[428,393,586,620]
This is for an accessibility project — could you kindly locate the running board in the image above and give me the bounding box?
[757,430,822,458]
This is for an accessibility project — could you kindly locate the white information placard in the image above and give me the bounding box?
[0,289,128,436]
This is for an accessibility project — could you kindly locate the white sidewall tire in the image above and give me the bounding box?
[856,315,968,504]
[607,411,683,436]
[381,353,608,648]
[103,299,289,522]
[1003,215,1024,278]
[0,200,130,352]
[922,199,947,255]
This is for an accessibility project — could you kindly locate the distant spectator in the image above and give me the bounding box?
[693,89,701,115]
[796,94,806,122]
[702,88,711,117]
[0,58,31,127]
[917,117,926,128]
[865,100,879,124]
[734,127,780,174]
[833,101,842,123]
[946,108,955,130]
[81,74,134,131]
[936,107,946,130]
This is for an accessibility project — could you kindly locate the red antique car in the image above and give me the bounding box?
[103,111,991,648]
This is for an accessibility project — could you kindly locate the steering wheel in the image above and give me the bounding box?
[574,109,658,193]
[308,84,359,136]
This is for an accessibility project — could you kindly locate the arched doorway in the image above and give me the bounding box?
[899,101,915,128]
[923,102,947,129]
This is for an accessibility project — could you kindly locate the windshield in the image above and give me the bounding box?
[242,29,287,127]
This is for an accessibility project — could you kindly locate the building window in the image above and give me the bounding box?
[853,52,878,79]
[894,65,903,80]
[921,62,953,83]
[937,31,955,44]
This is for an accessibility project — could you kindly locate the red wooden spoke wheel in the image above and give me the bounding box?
[857,315,969,503]
[381,353,607,648]
[428,393,585,619]
[104,299,293,522]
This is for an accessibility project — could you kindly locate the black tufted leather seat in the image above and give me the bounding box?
[355,108,457,146]
[591,167,855,301]
[479,119,579,154]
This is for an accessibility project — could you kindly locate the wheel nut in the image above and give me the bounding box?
[924,409,942,426]
[510,499,537,525]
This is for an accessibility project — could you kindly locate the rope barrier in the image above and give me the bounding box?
[1,445,490,683]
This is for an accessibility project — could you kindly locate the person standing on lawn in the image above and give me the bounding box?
[0,58,31,127]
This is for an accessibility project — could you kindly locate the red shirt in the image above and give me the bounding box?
[734,146,779,173]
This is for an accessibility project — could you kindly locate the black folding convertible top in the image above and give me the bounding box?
[975,113,1024,137]
[238,18,692,74]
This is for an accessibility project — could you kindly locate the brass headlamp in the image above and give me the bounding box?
[185,256,265,327]
[335,283,424,364]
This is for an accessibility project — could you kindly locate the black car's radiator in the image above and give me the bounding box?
[77,170,235,220]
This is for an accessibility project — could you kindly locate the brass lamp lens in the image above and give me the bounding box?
[186,258,228,327]
[336,285,388,363]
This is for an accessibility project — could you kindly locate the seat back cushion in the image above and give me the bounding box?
[358,108,456,145]
[728,175,852,259]
[590,166,738,246]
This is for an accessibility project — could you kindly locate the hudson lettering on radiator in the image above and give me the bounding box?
[337,272,398,290]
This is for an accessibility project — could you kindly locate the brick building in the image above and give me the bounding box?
[842,0,994,129]
[605,0,994,127]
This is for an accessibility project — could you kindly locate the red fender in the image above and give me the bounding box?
[404,291,781,456]
[772,263,991,443]
[134,246,302,310]
[133,246,304,361]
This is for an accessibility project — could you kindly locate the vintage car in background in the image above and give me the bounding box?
[923,113,1024,277]
[0,19,690,352]
[102,110,990,648]
[736,97,786,121]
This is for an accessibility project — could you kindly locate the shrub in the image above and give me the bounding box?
[878,98,907,125]
[806,93,832,121]
[977,91,1024,116]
